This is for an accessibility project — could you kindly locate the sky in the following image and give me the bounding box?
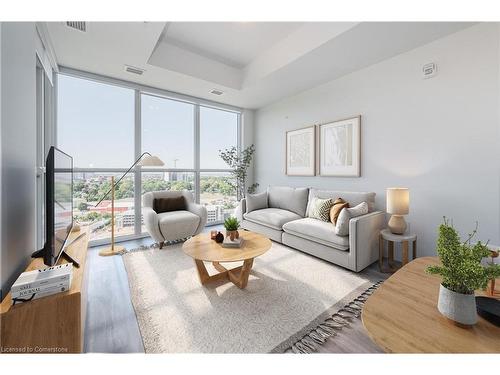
[57,75,238,170]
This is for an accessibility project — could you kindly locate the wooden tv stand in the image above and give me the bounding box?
[0,230,89,353]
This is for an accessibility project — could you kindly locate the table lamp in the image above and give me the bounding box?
[386,187,409,235]
[95,152,164,256]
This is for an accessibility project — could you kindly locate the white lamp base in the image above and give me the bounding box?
[388,215,407,235]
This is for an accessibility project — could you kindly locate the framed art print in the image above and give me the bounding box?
[286,125,316,176]
[319,116,360,177]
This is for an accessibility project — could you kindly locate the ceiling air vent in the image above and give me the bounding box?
[124,65,145,75]
[210,89,224,96]
[66,22,86,32]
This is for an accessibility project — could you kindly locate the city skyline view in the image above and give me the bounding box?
[57,74,241,242]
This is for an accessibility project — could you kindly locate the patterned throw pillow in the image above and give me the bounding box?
[308,197,333,222]
[329,198,349,224]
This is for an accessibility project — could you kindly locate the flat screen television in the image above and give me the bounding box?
[33,147,79,267]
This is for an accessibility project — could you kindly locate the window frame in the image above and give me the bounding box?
[56,68,242,247]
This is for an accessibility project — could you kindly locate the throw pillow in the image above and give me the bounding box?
[153,196,186,214]
[335,201,369,236]
[329,198,349,224]
[246,192,268,213]
[308,197,333,222]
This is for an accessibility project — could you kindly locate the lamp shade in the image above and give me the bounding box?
[386,188,409,215]
[137,155,165,167]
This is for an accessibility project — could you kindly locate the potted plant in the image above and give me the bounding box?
[224,217,240,241]
[427,218,500,325]
[219,145,258,201]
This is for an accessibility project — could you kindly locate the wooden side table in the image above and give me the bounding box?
[379,228,416,273]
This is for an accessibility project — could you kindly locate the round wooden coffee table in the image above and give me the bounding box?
[183,230,272,289]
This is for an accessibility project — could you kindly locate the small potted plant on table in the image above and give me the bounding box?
[224,217,240,241]
[427,218,500,326]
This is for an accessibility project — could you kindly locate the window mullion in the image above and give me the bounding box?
[134,90,142,235]
[194,104,200,204]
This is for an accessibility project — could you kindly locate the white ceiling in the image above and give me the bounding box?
[163,22,303,68]
[46,22,474,109]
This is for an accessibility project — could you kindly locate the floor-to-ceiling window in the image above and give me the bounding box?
[57,72,240,244]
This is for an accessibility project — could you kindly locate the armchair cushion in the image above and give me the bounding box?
[153,196,186,214]
[158,210,200,241]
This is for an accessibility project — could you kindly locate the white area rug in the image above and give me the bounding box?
[122,241,372,353]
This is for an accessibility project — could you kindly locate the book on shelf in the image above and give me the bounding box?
[10,263,73,304]
[11,280,71,299]
[11,282,71,305]
[221,236,245,248]
[11,263,72,293]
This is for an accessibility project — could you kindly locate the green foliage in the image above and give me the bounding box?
[223,216,240,231]
[219,145,258,200]
[200,176,234,196]
[427,218,500,294]
[76,211,101,222]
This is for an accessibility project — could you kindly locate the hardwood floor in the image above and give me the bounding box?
[84,229,387,353]
[84,237,148,353]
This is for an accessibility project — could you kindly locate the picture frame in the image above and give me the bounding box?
[286,125,316,176]
[318,116,361,177]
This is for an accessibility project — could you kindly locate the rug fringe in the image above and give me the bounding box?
[123,238,189,254]
[289,280,383,353]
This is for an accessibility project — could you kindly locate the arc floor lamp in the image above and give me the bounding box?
[95,152,164,257]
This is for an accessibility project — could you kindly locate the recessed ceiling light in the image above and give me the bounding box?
[124,65,145,75]
[210,89,224,96]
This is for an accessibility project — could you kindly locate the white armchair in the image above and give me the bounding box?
[143,190,207,248]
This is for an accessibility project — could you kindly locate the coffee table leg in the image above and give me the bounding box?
[194,260,229,285]
[228,258,254,289]
[194,259,254,288]
[194,259,210,285]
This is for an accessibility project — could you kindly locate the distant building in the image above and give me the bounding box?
[90,200,133,214]
[205,205,223,224]
[119,209,143,227]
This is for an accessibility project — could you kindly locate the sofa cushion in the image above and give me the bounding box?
[246,191,268,213]
[283,218,349,251]
[244,208,302,230]
[267,186,309,217]
[306,189,375,216]
[335,202,369,236]
[158,210,200,238]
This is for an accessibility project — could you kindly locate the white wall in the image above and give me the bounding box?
[0,23,38,299]
[254,23,500,257]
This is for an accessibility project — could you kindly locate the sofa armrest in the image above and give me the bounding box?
[236,198,246,222]
[187,202,208,235]
[143,206,164,243]
[349,211,386,272]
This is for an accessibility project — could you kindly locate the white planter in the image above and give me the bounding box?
[437,284,477,325]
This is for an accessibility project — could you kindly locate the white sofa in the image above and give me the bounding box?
[238,186,385,272]
[143,190,207,248]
